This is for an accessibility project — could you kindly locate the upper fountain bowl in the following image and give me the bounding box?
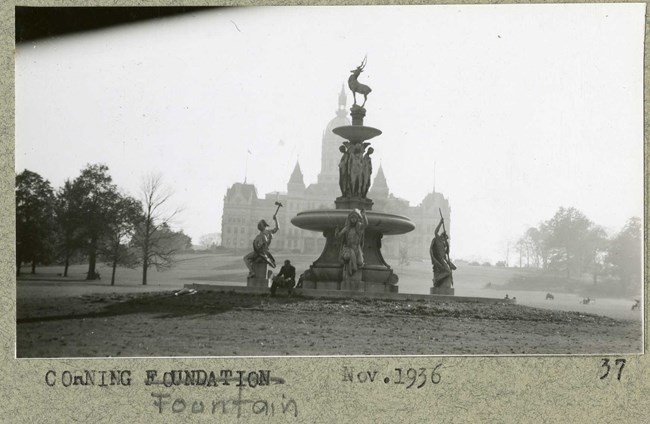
[332,125,382,143]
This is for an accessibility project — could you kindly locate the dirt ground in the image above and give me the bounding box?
[16,290,642,358]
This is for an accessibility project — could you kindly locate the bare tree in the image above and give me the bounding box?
[99,194,143,285]
[131,174,182,285]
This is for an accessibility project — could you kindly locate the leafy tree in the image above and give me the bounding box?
[53,180,85,277]
[131,174,181,285]
[584,225,608,284]
[515,237,529,268]
[543,207,603,278]
[518,226,548,269]
[99,194,143,285]
[15,170,56,275]
[68,164,121,280]
[606,217,642,290]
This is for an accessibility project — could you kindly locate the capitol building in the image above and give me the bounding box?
[221,89,451,260]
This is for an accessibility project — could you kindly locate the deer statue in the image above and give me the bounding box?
[348,57,372,107]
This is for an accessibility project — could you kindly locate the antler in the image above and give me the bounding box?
[360,55,367,69]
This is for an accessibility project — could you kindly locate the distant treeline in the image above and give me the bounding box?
[513,207,641,290]
[16,164,190,285]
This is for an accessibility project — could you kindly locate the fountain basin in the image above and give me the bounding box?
[332,125,382,143]
[292,209,414,235]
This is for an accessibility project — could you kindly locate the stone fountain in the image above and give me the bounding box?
[291,60,415,293]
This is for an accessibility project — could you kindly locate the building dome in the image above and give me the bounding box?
[318,87,351,185]
[325,114,351,134]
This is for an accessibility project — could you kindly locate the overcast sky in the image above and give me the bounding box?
[15,4,645,263]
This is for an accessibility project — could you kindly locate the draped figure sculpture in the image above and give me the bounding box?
[360,147,373,198]
[338,143,351,197]
[348,144,364,197]
[336,208,368,282]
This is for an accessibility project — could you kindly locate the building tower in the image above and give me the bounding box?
[287,161,306,194]
[317,86,351,187]
[368,164,389,200]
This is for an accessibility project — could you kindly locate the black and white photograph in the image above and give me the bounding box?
[15,5,644,358]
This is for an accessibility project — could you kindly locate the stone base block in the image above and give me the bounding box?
[341,281,365,291]
[317,281,340,290]
[298,280,398,293]
[364,282,399,293]
[430,287,455,296]
[248,278,271,288]
[301,280,317,289]
[247,261,273,288]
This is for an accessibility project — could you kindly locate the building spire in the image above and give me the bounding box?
[287,160,306,193]
[369,164,389,199]
[337,84,347,117]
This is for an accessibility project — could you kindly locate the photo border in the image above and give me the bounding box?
[2,1,648,421]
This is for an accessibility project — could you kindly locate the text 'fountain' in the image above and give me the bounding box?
[291,60,415,293]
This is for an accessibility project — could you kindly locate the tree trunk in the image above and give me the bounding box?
[142,256,148,285]
[63,256,70,277]
[111,258,117,286]
[141,220,151,285]
[16,257,20,277]
[31,259,36,274]
[87,237,97,280]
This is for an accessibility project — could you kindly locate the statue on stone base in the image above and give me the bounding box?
[348,56,372,107]
[336,208,368,282]
[243,214,279,278]
[430,214,456,288]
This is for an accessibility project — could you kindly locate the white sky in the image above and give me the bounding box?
[15,4,645,263]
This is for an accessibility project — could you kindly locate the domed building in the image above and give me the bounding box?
[221,89,451,260]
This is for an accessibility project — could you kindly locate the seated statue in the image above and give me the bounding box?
[243,214,279,278]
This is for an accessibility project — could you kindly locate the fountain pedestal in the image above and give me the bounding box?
[335,196,373,210]
[291,97,415,295]
[292,209,414,293]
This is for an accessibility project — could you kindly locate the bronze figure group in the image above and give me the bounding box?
[338,142,373,198]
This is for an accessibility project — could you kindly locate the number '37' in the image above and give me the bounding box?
[600,358,625,380]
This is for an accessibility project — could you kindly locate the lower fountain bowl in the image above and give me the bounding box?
[291,209,415,235]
